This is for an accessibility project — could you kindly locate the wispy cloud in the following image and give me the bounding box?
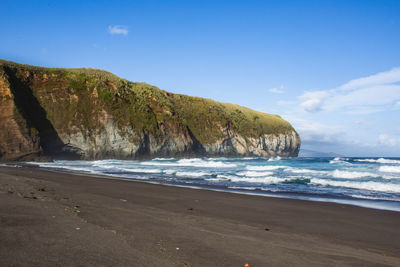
[107,25,128,36]
[299,67,400,114]
[299,90,330,112]
[269,85,285,94]
[284,116,345,144]
[379,134,400,147]
[340,68,400,91]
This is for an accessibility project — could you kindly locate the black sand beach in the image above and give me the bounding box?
[1,166,400,266]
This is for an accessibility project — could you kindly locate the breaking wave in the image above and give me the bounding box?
[356,158,400,164]
[26,156,400,212]
[311,178,400,193]
[332,170,379,179]
[379,166,400,173]
[141,158,237,168]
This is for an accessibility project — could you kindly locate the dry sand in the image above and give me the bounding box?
[0,166,399,266]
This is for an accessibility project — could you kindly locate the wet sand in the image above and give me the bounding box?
[1,166,400,266]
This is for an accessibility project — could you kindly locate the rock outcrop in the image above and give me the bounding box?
[0,60,300,161]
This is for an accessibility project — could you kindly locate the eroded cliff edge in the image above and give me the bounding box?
[0,60,300,161]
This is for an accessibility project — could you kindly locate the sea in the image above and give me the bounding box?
[27,157,400,212]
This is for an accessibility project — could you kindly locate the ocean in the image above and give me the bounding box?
[28,157,400,212]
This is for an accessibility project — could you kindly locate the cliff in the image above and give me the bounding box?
[0,59,300,161]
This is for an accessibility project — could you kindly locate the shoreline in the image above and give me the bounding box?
[1,166,400,266]
[5,162,400,213]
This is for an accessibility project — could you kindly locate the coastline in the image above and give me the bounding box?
[12,160,400,213]
[1,166,400,266]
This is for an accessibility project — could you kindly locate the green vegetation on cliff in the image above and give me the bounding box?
[0,59,295,145]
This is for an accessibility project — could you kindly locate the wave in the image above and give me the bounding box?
[164,169,177,175]
[92,161,120,169]
[311,178,400,193]
[227,176,286,184]
[356,158,400,164]
[54,166,98,173]
[349,194,400,202]
[379,166,400,173]
[228,186,258,190]
[141,158,237,168]
[0,163,21,168]
[205,177,226,182]
[268,156,282,162]
[237,171,275,177]
[216,174,236,180]
[153,158,176,161]
[120,168,163,174]
[332,170,379,179]
[329,157,352,165]
[175,171,211,178]
[245,165,284,171]
[285,167,329,175]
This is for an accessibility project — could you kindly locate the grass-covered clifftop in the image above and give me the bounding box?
[0,59,295,144]
[0,59,300,160]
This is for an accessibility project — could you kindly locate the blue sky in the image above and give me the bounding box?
[1,0,400,156]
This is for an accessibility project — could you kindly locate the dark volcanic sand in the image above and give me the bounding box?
[0,166,399,266]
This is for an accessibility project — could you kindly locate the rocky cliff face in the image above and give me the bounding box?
[0,60,300,161]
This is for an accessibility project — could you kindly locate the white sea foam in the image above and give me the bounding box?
[228,186,258,190]
[92,161,116,169]
[120,168,162,174]
[141,158,237,168]
[332,170,379,179]
[379,166,400,173]
[311,178,400,193]
[381,175,400,180]
[228,176,285,184]
[175,171,210,178]
[285,167,329,175]
[377,158,400,164]
[0,163,21,168]
[153,158,176,161]
[216,174,236,180]
[237,171,274,177]
[268,156,281,162]
[245,165,284,171]
[349,194,400,202]
[164,169,177,175]
[205,177,226,182]
[330,157,342,163]
[356,158,400,164]
[329,157,352,165]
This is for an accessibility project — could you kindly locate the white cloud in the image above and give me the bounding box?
[269,88,284,94]
[340,67,400,91]
[299,67,400,114]
[269,85,284,94]
[107,25,128,36]
[284,116,344,143]
[379,134,400,147]
[299,90,331,112]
